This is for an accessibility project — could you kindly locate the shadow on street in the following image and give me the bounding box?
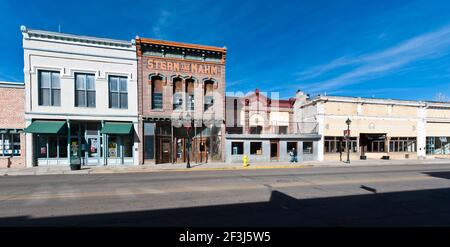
[1,185,450,226]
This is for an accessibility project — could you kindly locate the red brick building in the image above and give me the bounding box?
[136,37,227,164]
[0,82,26,168]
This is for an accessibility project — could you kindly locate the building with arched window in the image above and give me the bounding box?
[225,89,321,163]
[135,37,227,164]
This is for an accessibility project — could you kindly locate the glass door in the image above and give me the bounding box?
[86,135,100,165]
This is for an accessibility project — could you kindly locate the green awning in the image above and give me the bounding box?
[24,121,67,134]
[101,122,133,135]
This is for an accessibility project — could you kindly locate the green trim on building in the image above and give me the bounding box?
[101,122,133,135]
[24,120,67,134]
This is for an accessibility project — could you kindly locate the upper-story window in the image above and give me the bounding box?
[186,78,195,111]
[38,70,60,106]
[173,77,183,110]
[204,80,215,111]
[151,76,163,110]
[109,76,128,109]
[75,73,96,108]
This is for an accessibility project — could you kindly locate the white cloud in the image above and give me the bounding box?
[297,24,450,93]
[152,10,171,39]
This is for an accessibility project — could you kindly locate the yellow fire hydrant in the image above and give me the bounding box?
[243,154,249,167]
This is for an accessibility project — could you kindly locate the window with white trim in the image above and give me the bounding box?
[38,70,60,106]
[75,73,96,107]
[0,131,21,157]
[109,76,128,109]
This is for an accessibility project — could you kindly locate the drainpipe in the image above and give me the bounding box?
[102,120,107,166]
[67,120,70,166]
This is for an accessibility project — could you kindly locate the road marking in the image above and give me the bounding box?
[0,174,440,202]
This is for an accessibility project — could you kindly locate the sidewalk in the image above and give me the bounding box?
[1,158,449,176]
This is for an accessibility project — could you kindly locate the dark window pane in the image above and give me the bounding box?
[109,77,118,92]
[86,75,95,90]
[51,72,60,88]
[119,78,127,92]
[59,136,68,158]
[120,93,128,109]
[40,88,51,106]
[38,136,47,158]
[110,92,119,108]
[52,89,61,106]
[123,136,133,157]
[76,90,86,107]
[48,136,57,158]
[40,72,51,88]
[144,136,154,159]
[152,92,163,109]
[287,142,297,153]
[250,142,262,155]
[76,74,85,90]
[303,142,313,154]
[231,142,244,155]
[87,91,96,107]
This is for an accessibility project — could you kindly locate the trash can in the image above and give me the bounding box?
[405,153,410,159]
[70,157,81,170]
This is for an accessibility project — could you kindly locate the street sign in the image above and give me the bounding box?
[343,129,351,136]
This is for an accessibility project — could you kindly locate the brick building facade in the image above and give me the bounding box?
[0,82,26,168]
[136,37,226,164]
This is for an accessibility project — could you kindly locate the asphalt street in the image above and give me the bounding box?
[1,163,450,226]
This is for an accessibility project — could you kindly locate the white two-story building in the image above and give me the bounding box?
[21,26,139,167]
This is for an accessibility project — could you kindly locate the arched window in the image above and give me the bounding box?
[186,78,195,111]
[151,75,163,109]
[173,77,183,110]
[204,79,215,111]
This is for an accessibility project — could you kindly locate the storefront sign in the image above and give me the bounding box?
[147,58,221,76]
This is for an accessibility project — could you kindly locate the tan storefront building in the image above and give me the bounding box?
[294,91,450,161]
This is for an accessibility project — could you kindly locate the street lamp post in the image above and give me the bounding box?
[345,118,352,164]
[185,113,192,169]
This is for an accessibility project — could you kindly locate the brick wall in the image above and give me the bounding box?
[0,86,25,129]
[0,85,26,168]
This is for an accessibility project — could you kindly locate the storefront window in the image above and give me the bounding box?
[38,135,47,158]
[427,137,450,155]
[303,142,313,154]
[59,137,68,158]
[231,142,243,155]
[48,136,58,158]
[108,136,119,158]
[389,137,416,152]
[144,123,155,159]
[250,142,262,155]
[287,142,297,153]
[0,132,21,157]
[324,136,358,153]
[123,136,133,157]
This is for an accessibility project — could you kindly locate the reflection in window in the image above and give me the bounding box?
[204,80,214,111]
[109,76,128,109]
[231,142,244,155]
[151,76,163,109]
[303,142,313,154]
[173,78,183,110]
[250,142,262,155]
[39,70,60,106]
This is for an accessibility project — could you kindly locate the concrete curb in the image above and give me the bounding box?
[1,160,449,176]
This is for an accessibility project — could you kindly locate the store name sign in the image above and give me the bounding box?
[147,58,221,76]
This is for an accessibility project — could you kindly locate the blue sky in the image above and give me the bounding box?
[1,0,450,101]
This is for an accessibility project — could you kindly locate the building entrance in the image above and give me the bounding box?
[270,140,279,161]
[360,133,387,153]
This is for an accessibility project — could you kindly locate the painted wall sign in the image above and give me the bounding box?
[147,58,221,76]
